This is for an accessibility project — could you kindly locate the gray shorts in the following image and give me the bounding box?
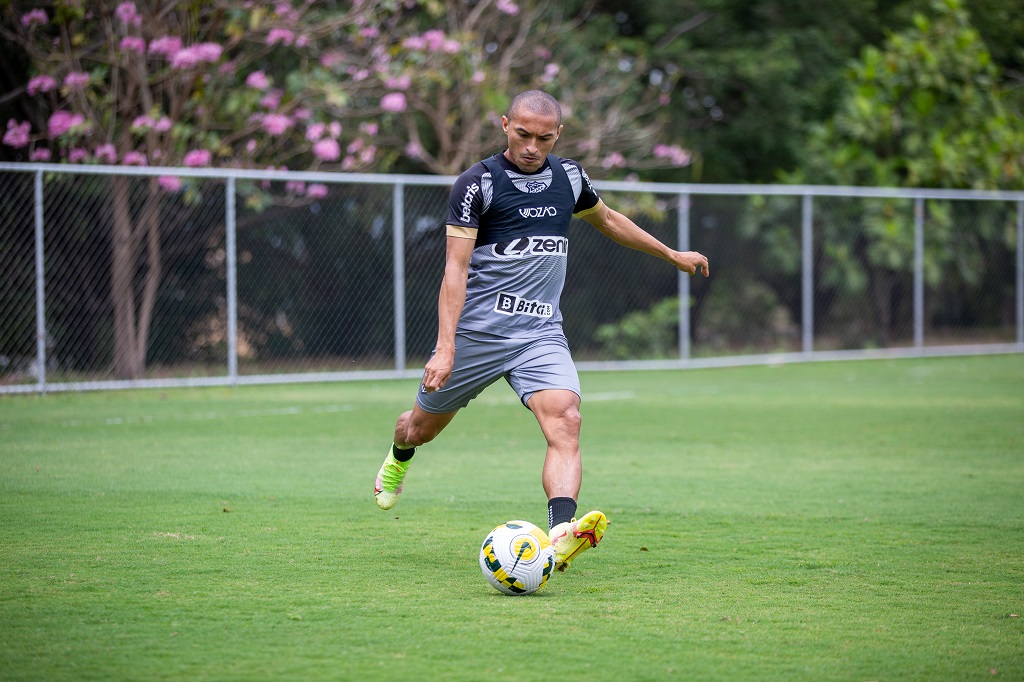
[415,330,581,414]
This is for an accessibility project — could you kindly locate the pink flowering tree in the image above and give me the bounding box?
[310,1,696,176]
[1,1,368,378]
[2,0,698,377]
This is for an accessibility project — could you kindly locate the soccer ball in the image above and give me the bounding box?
[479,520,555,595]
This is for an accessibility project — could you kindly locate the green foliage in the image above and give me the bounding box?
[799,0,1024,190]
[595,296,681,360]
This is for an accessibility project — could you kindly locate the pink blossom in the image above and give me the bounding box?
[384,75,411,90]
[245,139,258,154]
[131,115,154,132]
[48,111,85,137]
[313,138,340,161]
[195,43,223,61]
[63,72,91,90]
[341,156,356,171]
[245,70,270,89]
[359,122,378,136]
[405,141,424,159]
[149,36,182,56]
[442,40,460,54]
[347,138,364,154]
[601,152,626,169]
[170,43,222,69]
[183,149,212,167]
[67,148,88,163]
[120,36,146,54]
[359,145,376,165]
[27,75,57,96]
[294,108,312,121]
[259,89,282,109]
[30,148,52,161]
[267,28,294,46]
[305,122,326,142]
[261,113,293,136]
[402,36,427,51]
[348,68,370,82]
[158,176,182,192]
[3,120,31,148]
[296,34,310,48]
[472,70,485,84]
[320,50,346,69]
[535,47,552,60]
[94,144,117,163]
[359,27,379,39]
[115,2,142,27]
[329,121,342,138]
[652,144,692,166]
[307,183,328,199]
[153,116,172,133]
[380,92,407,113]
[20,9,48,27]
[496,0,520,15]
[285,180,305,195]
[542,63,560,84]
[422,30,445,51]
[122,151,147,165]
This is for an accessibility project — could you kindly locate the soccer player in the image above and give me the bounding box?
[375,90,709,572]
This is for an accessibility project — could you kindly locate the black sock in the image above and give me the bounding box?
[548,497,577,530]
[392,443,415,462]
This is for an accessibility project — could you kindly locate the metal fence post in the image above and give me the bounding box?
[225,176,238,385]
[802,194,814,356]
[34,170,46,394]
[914,197,925,349]
[678,192,691,362]
[393,182,407,372]
[1017,200,1023,349]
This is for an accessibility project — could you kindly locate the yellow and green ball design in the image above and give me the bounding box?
[479,520,555,595]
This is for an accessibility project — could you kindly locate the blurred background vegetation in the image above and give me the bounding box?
[1,0,1021,378]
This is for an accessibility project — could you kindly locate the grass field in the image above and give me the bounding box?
[1,355,1022,681]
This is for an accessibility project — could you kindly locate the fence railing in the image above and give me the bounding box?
[1,162,1022,394]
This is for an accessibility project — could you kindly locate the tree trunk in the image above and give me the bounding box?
[136,177,162,373]
[110,176,142,378]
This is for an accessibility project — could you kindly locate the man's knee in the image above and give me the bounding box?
[532,391,582,438]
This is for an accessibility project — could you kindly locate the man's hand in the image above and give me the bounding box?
[422,348,455,393]
[675,250,710,277]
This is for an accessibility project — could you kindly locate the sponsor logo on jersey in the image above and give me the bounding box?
[580,167,596,196]
[494,292,554,318]
[492,235,569,258]
[459,182,480,223]
[525,180,547,193]
[519,206,558,219]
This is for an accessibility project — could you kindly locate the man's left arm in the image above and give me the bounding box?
[581,201,709,277]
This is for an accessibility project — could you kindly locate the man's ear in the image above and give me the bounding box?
[501,115,510,133]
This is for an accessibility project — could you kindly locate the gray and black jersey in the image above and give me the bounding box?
[445,153,603,338]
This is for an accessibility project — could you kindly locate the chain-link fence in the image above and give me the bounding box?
[1,163,1022,393]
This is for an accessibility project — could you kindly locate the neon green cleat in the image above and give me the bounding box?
[549,510,607,572]
[374,447,411,510]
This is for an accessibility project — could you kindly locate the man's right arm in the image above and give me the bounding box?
[421,235,476,393]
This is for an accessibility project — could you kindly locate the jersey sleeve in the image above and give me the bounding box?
[445,163,487,238]
[564,159,602,218]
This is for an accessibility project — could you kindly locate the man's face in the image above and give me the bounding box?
[502,108,562,173]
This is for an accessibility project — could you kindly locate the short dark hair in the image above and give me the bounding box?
[507,90,562,126]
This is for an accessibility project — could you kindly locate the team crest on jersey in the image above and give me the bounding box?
[492,235,569,258]
[525,180,546,193]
